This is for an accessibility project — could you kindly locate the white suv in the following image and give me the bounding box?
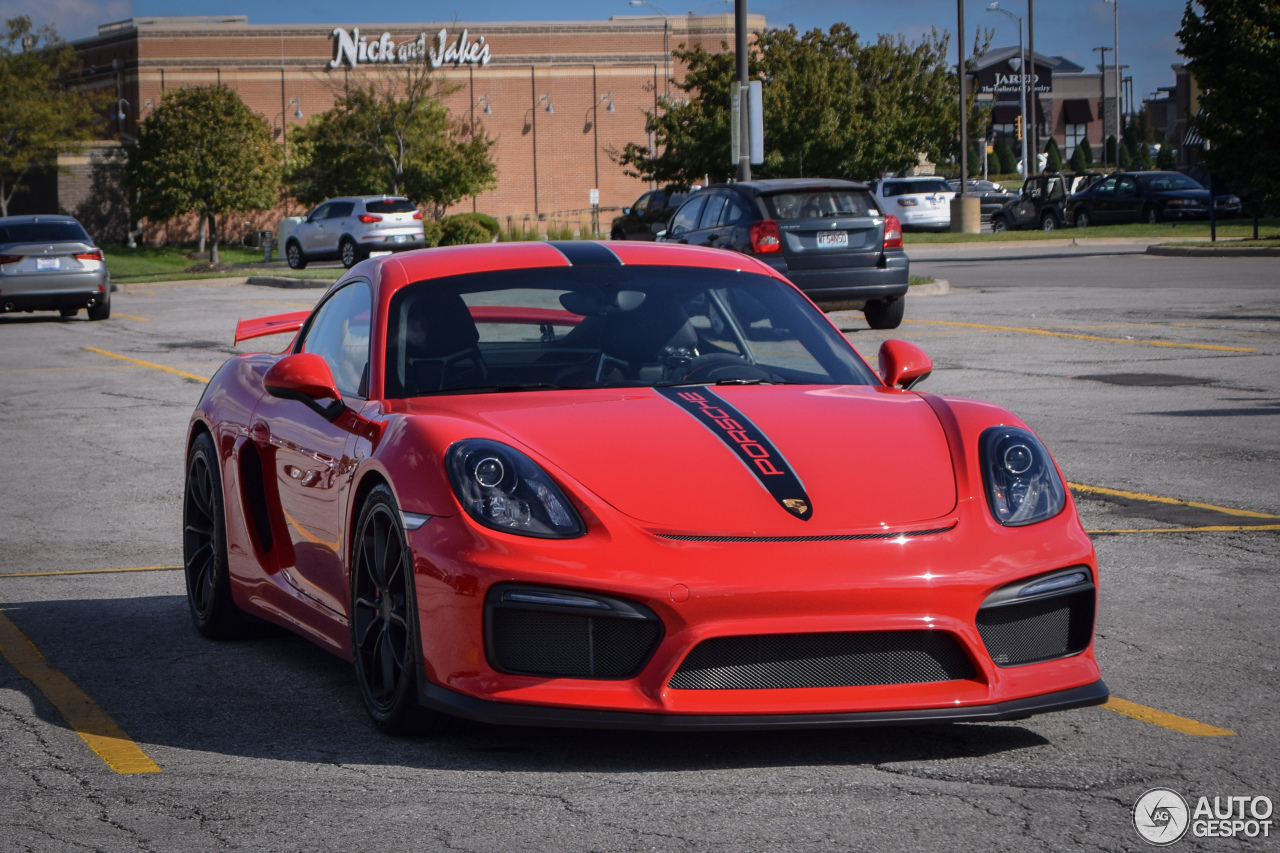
[870,177,955,231]
[285,196,427,269]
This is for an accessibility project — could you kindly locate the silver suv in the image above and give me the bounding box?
[285,196,427,269]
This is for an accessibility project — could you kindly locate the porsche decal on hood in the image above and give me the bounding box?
[655,386,812,520]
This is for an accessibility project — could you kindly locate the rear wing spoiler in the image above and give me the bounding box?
[234,311,310,345]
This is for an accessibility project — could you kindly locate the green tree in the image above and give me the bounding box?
[1133,144,1154,171]
[1068,146,1089,173]
[1156,143,1178,170]
[129,85,280,263]
[0,17,102,216]
[1119,144,1133,170]
[1104,135,1118,165]
[968,141,982,177]
[1045,138,1064,173]
[1078,137,1094,165]
[1179,0,1280,213]
[612,24,989,184]
[287,62,496,217]
[993,139,1017,175]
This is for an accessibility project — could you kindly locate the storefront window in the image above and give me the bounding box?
[1065,124,1087,158]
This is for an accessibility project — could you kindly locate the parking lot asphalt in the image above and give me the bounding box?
[0,252,1277,852]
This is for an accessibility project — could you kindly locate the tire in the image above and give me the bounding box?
[87,297,110,321]
[1075,208,1091,228]
[183,432,252,639]
[59,306,78,319]
[863,296,905,330]
[340,238,361,269]
[286,240,307,269]
[1145,206,1162,225]
[990,216,1008,233]
[350,484,457,735]
[1040,212,1059,231]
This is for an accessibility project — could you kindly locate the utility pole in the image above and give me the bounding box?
[1027,0,1036,175]
[735,0,750,181]
[958,0,968,192]
[1093,46,1110,167]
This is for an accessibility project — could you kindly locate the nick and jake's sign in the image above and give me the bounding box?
[330,27,493,69]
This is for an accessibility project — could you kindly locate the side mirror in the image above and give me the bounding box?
[652,229,668,240]
[623,207,632,216]
[264,352,345,421]
[649,222,666,235]
[879,339,932,390]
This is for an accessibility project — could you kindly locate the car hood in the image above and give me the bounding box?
[416,385,957,535]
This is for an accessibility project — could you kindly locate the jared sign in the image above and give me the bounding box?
[330,27,493,69]
[976,58,1052,95]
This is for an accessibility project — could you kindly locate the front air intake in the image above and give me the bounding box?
[485,584,662,680]
[976,567,1096,667]
[669,630,976,690]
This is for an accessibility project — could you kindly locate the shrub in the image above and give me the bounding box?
[1119,144,1134,170]
[421,218,443,248]
[993,139,1018,175]
[1133,145,1154,171]
[1078,138,1094,165]
[499,220,538,242]
[1068,146,1089,173]
[439,215,491,246]
[1105,135,1118,166]
[1156,144,1178,171]
[450,212,500,237]
[1045,139,1064,173]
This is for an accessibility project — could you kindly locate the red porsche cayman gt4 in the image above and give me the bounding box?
[184,240,1106,733]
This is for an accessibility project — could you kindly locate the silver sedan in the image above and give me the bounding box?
[0,216,111,320]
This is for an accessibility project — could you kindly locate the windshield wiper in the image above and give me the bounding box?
[654,378,788,388]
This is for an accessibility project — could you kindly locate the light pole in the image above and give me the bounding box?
[987,3,1028,180]
[1105,0,1120,123]
[735,0,750,181]
[1093,46,1110,166]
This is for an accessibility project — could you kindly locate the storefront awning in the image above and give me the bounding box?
[1062,99,1094,124]
[991,100,1046,125]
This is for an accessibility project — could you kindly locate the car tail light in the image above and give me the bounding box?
[75,250,103,261]
[412,211,424,220]
[749,219,782,254]
[883,215,903,249]
[896,197,918,206]
[358,214,382,223]
[0,254,21,265]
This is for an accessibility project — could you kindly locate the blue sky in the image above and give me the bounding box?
[27,0,1186,111]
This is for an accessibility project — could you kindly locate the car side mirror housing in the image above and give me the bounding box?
[264,353,345,420]
[649,222,666,235]
[622,207,631,216]
[878,339,932,390]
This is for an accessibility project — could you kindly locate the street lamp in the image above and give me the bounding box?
[600,92,615,113]
[987,3,1029,179]
[289,97,302,120]
[1104,0,1120,122]
[1093,46,1111,166]
[628,0,669,12]
[539,94,554,115]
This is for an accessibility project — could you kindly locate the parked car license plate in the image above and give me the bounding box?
[36,257,58,270]
[394,235,407,243]
[816,231,848,249]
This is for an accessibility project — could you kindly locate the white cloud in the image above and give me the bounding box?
[7,0,133,43]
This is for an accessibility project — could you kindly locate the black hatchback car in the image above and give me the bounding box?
[1066,171,1242,227]
[657,179,909,329]
[609,187,687,241]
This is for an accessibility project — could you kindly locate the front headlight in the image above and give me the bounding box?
[979,426,1066,526]
[446,439,585,538]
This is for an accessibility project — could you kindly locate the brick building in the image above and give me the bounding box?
[56,14,760,242]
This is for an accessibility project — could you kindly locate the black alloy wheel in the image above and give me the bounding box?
[350,484,455,735]
[286,240,307,269]
[1075,209,1091,228]
[990,217,1008,233]
[340,238,359,269]
[183,432,249,638]
[1041,213,1059,231]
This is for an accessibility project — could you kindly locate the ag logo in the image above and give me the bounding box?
[1134,788,1190,846]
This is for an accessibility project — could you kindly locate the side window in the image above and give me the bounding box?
[327,202,354,218]
[650,191,668,210]
[719,195,746,226]
[308,203,332,222]
[1094,177,1117,194]
[668,196,707,237]
[1116,177,1137,196]
[301,280,372,399]
[698,194,728,230]
[631,193,651,216]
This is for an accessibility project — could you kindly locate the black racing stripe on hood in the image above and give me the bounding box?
[547,241,623,266]
[655,386,812,521]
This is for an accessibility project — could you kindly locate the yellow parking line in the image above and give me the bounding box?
[82,347,210,383]
[112,313,148,322]
[0,610,162,773]
[1089,524,1280,534]
[0,565,181,579]
[1069,483,1278,519]
[1104,697,1235,736]
[0,366,139,374]
[901,319,1255,352]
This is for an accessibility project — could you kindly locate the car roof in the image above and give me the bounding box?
[323,195,412,203]
[698,178,871,195]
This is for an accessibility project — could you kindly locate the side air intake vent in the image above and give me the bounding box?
[669,630,976,690]
[976,567,1096,667]
[485,584,662,680]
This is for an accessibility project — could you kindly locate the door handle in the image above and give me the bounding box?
[250,421,270,445]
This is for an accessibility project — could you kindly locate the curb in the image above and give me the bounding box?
[246,275,337,289]
[1146,245,1280,258]
[910,279,950,297]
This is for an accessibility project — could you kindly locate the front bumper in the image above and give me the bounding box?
[406,491,1102,727]
[765,252,909,307]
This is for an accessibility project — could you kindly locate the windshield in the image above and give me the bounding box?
[364,199,418,214]
[883,179,952,197]
[0,221,91,244]
[763,189,875,219]
[383,267,877,397]
[1135,173,1203,192]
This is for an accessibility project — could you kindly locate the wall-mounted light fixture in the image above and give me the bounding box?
[290,97,302,119]
[477,94,493,115]
[600,92,615,113]
[539,94,554,115]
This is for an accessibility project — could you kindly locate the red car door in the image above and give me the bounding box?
[251,279,372,617]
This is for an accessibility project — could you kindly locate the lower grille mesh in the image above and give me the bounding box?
[668,630,975,690]
[976,589,1094,667]
[491,608,660,679]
